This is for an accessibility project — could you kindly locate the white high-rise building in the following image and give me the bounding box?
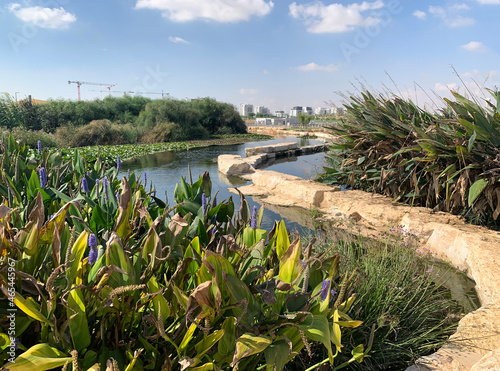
[240,104,254,116]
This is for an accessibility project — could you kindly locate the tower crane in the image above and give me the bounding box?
[68,81,117,101]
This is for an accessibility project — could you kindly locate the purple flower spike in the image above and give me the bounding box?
[202,193,207,213]
[81,178,89,193]
[103,176,109,201]
[96,179,100,197]
[144,172,147,186]
[250,205,258,229]
[88,233,98,264]
[39,167,47,188]
[117,156,121,170]
[319,279,330,301]
[37,140,41,155]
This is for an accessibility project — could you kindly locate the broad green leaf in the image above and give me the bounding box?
[141,226,161,266]
[300,314,335,363]
[218,317,236,356]
[3,343,71,371]
[230,333,272,367]
[468,179,488,206]
[264,340,291,371]
[67,287,91,352]
[147,275,170,323]
[105,232,135,287]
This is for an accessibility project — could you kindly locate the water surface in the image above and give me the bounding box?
[121,137,327,231]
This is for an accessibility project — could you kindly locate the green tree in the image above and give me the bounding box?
[298,112,312,127]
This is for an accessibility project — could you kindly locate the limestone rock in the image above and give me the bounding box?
[217,155,254,175]
[470,348,500,370]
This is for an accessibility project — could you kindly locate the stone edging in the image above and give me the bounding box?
[218,150,500,370]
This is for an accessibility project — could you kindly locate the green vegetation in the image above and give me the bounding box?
[55,133,270,165]
[0,134,471,370]
[297,112,313,127]
[0,135,371,370]
[0,95,247,147]
[308,223,468,370]
[320,89,500,227]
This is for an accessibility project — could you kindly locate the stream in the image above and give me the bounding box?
[120,136,327,232]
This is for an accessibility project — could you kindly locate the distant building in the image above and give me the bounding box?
[330,106,345,115]
[255,106,270,115]
[274,110,286,118]
[303,106,313,115]
[240,104,254,116]
[255,117,288,126]
[255,118,272,125]
[290,106,303,117]
[315,107,328,115]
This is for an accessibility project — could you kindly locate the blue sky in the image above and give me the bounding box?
[1,0,499,112]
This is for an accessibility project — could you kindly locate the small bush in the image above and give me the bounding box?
[1,127,59,148]
[55,119,130,147]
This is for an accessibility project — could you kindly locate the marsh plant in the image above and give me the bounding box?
[306,223,469,370]
[0,136,370,370]
[320,89,500,227]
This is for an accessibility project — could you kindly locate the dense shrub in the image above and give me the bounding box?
[320,89,500,226]
[55,119,132,147]
[0,127,58,148]
[139,121,181,143]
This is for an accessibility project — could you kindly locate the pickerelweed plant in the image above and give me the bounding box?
[0,135,370,370]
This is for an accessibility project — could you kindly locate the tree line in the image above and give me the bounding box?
[0,94,247,147]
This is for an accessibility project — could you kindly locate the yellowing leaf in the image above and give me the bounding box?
[278,237,301,284]
[3,343,71,371]
[1,287,50,325]
[331,310,342,355]
[230,333,272,367]
[275,220,290,260]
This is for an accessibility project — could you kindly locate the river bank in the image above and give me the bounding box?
[218,144,500,371]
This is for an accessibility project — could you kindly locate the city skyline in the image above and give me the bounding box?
[1,1,500,113]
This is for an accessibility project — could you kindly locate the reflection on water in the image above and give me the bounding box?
[120,137,326,232]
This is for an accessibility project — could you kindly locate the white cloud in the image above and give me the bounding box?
[7,3,76,29]
[461,41,487,52]
[434,82,459,92]
[289,1,385,33]
[168,36,190,44]
[240,88,258,94]
[413,10,426,20]
[295,62,338,72]
[475,0,500,4]
[135,0,274,23]
[428,5,475,27]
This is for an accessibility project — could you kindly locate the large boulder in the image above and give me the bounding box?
[218,155,255,176]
